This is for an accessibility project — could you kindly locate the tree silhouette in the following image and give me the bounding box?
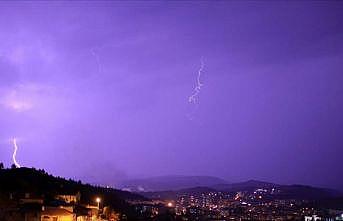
[0,162,4,169]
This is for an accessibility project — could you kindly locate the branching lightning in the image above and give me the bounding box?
[90,47,103,73]
[12,138,21,168]
[187,57,206,121]
[189,57,205,104]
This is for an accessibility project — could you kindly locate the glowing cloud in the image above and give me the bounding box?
[3,95,33,112]
[0,83,55,113]
[0,84,34,112]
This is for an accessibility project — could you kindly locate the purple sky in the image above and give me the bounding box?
[0,2,342,189]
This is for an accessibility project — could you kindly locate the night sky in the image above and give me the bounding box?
[0,2,342,190]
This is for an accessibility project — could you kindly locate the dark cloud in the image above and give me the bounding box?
[0,2,342,189]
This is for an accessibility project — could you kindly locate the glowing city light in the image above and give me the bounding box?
[95,197,101,209]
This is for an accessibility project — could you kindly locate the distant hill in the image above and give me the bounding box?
[137,179,342,201]
[212,180,341,200]
[276,184,342,200]
[141,186,218,200]
[118,175,228,192]
[212,179,279,192]
[118,176,342,201]
[0,167,146,219]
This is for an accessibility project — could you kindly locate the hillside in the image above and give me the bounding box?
[141,186,218,200]
[212,179,279,192]
[0,167,146,218]
[213,180,341,200]
[119,175,228,192]
[140,179,342,201]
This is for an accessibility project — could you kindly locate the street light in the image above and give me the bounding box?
[96,197,101,209]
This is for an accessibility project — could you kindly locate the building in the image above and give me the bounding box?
[55,192,81,204]
[305,215,322,221]
[41,206,76,221]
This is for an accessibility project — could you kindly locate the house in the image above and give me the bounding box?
[41,206,76,221]
[74,205,93,221]
[305,215,322,221]
[55,192,81,204]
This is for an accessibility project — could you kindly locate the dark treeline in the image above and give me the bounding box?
[0,166,145,219]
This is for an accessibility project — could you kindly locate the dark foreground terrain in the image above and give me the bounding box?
[1,167,343,221]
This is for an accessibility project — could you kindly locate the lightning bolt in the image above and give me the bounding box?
[12,138,21,168]
[187,58,206,121]
[90,47,103,73]
[189,57,205,104]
